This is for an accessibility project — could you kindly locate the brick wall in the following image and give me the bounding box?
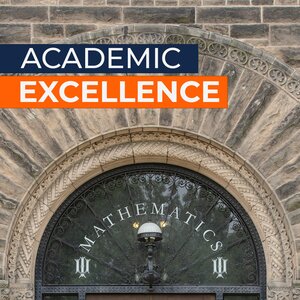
[0,0,300,70]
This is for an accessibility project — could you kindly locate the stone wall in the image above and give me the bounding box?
[0,24,299,299]
[0,2,300,299]
[0,0,300,71]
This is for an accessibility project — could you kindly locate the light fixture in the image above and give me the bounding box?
[137,222,163,291]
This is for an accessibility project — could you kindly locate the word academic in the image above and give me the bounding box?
[0,44,198,73]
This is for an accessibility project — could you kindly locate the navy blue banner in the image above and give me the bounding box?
[0,44,198,74]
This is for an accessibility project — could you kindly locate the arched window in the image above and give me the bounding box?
[36,164,266,300]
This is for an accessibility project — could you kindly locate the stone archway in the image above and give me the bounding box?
[1,25,299,299]
[5,129,295,299]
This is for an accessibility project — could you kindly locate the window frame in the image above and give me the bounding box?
[35,164,266,300]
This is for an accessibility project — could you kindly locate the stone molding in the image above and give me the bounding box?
[5,129,295,299]
[268,287,300,300]
[61,25,300,101]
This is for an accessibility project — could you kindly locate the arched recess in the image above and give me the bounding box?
[4,129,296,299]
[0,25,299,299]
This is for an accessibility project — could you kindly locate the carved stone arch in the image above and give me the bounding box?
[6,129,295,298]
[1,25,299,299]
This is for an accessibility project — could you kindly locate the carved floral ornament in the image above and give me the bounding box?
[5,129,297,298]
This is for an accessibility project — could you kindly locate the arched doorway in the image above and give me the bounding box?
[35,164,266,300]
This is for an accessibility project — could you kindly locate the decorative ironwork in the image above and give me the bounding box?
[36,164,266,299]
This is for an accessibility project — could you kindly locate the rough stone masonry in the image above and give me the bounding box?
[0,0,300,71]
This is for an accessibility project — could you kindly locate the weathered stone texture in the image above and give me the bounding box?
[33,24,64,38]
[186,109,205,133]
[240,39,269,47]
[125,109,140,127]
[50,7,122,23]
[264,7,300,23]
[203,24,229,36]
[12,0,56,4]
[0,175,25,202]
[275,0,298,4]
[226,81,279,150]
[252,0,273,4]
[141,109,159,126]
[259,131,300,179]
[0,7,48,23]
[59,0,82,5]
[200,56,224,75]
[264,47,300,69]
[276,176,300,200]
[0,110,54,167]
[83,0,105,5]
[284,194,300,218]
[271,25,300,46]
[0,24,30,43]
[239,92,298,167]
[197,7,261,23]
[231,24,269,39]
[131,0,154,5]
[124,7,195,23]
[201,62,243,137]
[155,0,178,6]
[159,109,173,126]
[65,24,97,37]
[179,0,201,5]
[203,0,225,5]
[268,156,300,195]
[228,0,251,4]
[107,0,130,5]
[172,109,190,129]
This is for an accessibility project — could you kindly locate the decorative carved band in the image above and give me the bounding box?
[268,287,300,300]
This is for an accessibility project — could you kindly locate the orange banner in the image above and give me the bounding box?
[0,76,228,108]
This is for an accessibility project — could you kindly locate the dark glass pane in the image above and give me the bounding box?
[43,295,77,300]
[42,166,260,286]
[224,295,259,300]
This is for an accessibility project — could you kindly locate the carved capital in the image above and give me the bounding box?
[7,287,34,300]
[268,287,292,300]
[293,288,300,299]
[0,288,10,300]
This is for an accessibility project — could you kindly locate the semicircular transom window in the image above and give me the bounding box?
[36,164,266,299]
